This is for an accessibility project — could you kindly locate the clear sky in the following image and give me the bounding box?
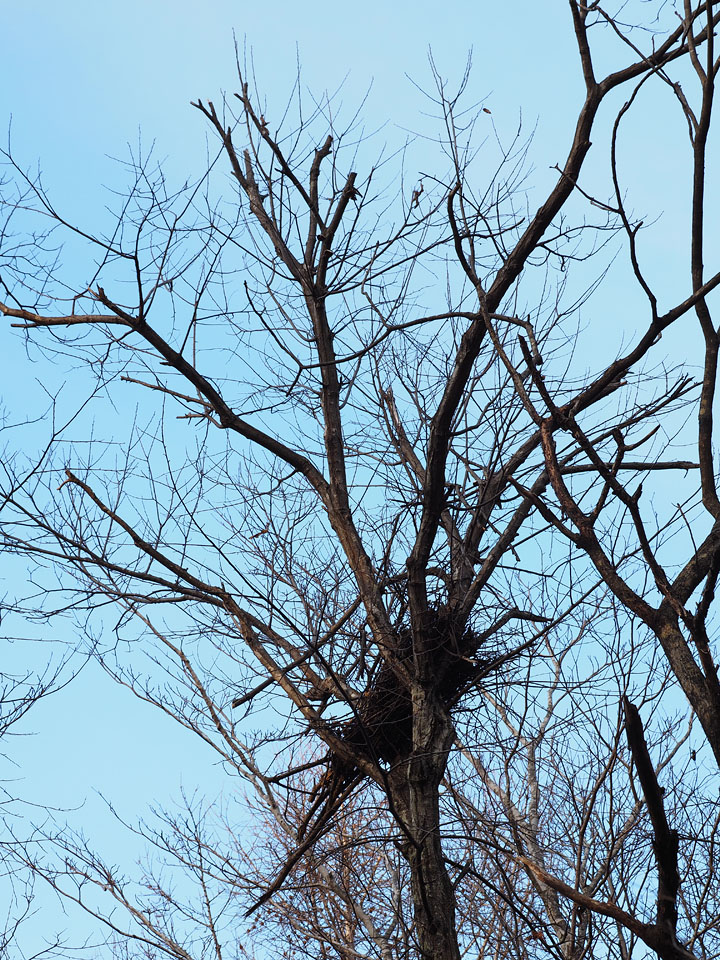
[1,3,707,957]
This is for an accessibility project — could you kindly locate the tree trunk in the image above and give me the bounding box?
[389,688,461,960]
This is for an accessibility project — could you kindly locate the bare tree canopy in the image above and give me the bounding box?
[3,3,720,959]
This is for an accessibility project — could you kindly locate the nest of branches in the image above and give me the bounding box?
[295,607,517,853]
[328,610,495,768]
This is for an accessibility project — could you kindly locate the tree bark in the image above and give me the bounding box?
[389,688,460,960]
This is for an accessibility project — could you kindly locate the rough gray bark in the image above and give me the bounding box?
[389,690,460,960]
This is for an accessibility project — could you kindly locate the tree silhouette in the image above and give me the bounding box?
[3,4,720,958]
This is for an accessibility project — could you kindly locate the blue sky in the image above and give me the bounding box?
[3,2,585,204]
[1,2,711,956]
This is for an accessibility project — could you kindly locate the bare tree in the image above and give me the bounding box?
[10,606,716,960]
[2,4,720,959]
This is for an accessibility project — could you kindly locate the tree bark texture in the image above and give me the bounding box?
[389,688,460,960]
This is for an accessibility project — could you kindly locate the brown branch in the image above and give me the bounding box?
[623,699,681,940]
[5,291,332,503]
[519,857,696,960]
[561,461,699,474]
[409,8,701,613]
